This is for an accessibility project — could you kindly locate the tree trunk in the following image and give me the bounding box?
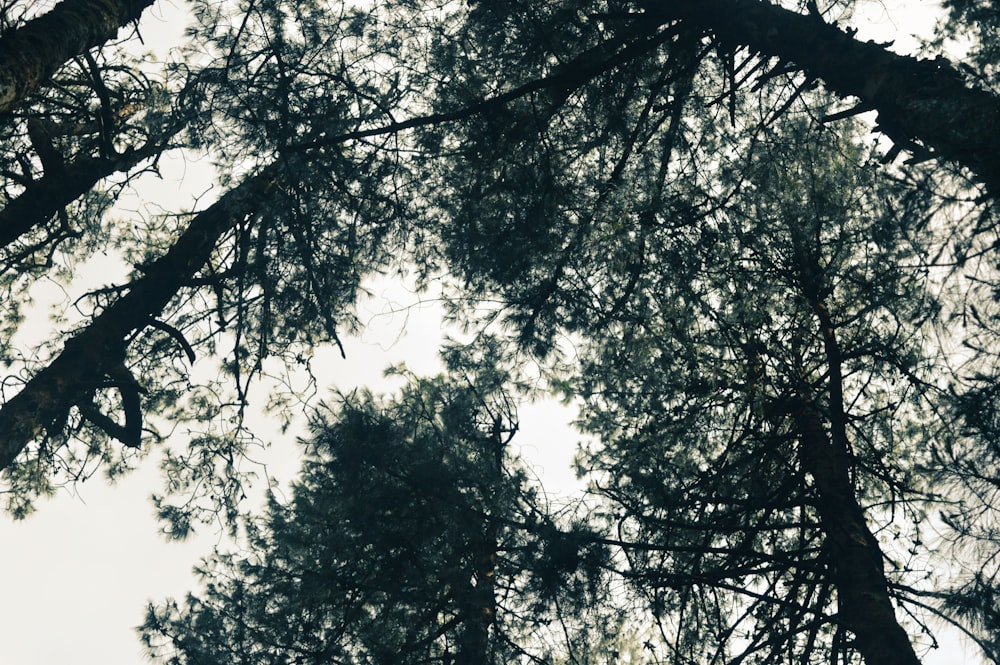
[0,164,281,472]
[639,0,1000,194]
[795,403,921,665]
[456,419,504,665]
[790,248,922,665]
[0,0,156,113]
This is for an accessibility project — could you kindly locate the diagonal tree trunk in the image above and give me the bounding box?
[639,0,1000,194]
[0,163,282,472]
[0,0,156,113]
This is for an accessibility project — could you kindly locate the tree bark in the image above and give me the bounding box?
[639,0,1000,194]
[794,403,921,665]
[0,164,280,472]
[0,0,156,113]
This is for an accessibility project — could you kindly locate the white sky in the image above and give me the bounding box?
[0,1,984,664]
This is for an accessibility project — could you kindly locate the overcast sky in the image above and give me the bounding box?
[0,2,983,664]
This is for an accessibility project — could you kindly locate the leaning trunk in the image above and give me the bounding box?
[0,164,281,472]
[0,0,156,113]
[639,0,1000,194]
[794,402,922,665]
[790,247,922,665]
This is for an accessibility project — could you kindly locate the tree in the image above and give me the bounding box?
[564,119,946,665]
[2,2,1000,664]
[142,348,612,665]
[403,6,995,662]
[0,0,410,518]
[0,0,156,113]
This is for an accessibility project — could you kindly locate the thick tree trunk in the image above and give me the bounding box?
[639,0,1000,194]
[0,164,280,472]
[0,0,156,113]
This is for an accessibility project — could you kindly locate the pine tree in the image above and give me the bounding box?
[0,3,999,663]
[143,352,613,665]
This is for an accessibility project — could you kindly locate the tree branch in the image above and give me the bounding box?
[637,0,1000,193]
[0,162,283,471]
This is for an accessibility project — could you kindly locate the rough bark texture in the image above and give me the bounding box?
[0,0,156,113]
[640,0,1000,194]
[0,165,279,472]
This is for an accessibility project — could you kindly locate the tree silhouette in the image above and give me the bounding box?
[143,349,613,665]
[0,2,999,663]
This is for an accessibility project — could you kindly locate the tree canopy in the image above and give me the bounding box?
[143,349,617,665]
[4,1,1000,664]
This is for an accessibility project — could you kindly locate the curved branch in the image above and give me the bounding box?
[70,359,144,448]
[145,318,196,363]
